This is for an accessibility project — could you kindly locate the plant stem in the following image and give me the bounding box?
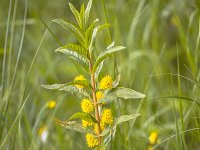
[89,60,101,147]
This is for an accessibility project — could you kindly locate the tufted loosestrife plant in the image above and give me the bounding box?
[42,0,145,149]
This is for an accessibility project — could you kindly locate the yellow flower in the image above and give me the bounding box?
[85,133,98,148]
[94,122,105,134]
[101,109,113,125]
[38,126,48,142]
[81,99,94,113]
[99,75,113,90]
[74,75,87,89]
[47,100,56,109]
[82,120,94,128]
[149,131,158,145]
[96,91,104,101]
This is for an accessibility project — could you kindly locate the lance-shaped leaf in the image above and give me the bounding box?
[80,4,85,29]
[85,19,99,45]
[85,0,92,25]
[52,18,86,47]
[41,79,89,91]
[55,119,87,133]
[100,114,140,137]
[41,83,67,90]
[99,87,145,103]
[89,23,111,56]
[113,114,140,127]
[69,3,82,28]
[95,60,104,80]
[56,47,89,70]
[93,45,126,73]
[69,55,89,71]
[55,43,88,59]
[68,112,97,123]
[59,85,89,98]
[113,74,120,88]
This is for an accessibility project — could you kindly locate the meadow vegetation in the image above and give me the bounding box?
[0,0,200,149]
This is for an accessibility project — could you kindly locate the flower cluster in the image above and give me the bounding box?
[96,91,104,101]
[77,74,114,148]
[85,133,98,148]
[82,120,94,128]
[81,99,94,113]
[101,109,113,126]
[99,75,113,90]
[148,131,159,150]
[149,131,158,145]
[47,100,56,109]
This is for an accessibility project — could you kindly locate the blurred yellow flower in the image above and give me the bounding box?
[81,99,93,113]
[82,120,94,128]
[99,75,113,90]
[149,131,158,145]
[47,100,56,109]
[74,75,87,88]
[96,91,104,101]
[85,133,98,148]
[101,109,113,125]
[38,126,48,143]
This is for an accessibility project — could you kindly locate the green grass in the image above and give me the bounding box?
[1,0,200,149]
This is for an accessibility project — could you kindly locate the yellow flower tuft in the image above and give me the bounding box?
[101,109,113,125]
[149,131,158,145]
[82,120,94,128]
[47,100,56,109]
[81,99,94,113]
[96,91,104,101]
[85,133,98,148]
[94,122,105,134]
[99,75,113,90]
[74,75,87,89]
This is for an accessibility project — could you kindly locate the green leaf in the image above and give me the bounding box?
[99,87,145,103]
[56,47,89,70]
[113,75,120,88]
[69,55,89,71]
[55,43,88,59]
[107,41,115,49]
[100,114,140,137]
[41,83,66,90]
[41,79,89,91]
[59,85,89,97]
[85,0,93,25]
[69,3,82,28]
[80,4,85,29]
[68,112,97,123]
[95,61,104,80]
[114,114,140,127]
[52,18,86,47]
[89,23,111,56]
[100,127,111,137]
[55,120,87,133]
[85,19,99,46]
[93,45,126,73]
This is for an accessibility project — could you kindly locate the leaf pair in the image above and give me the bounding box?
[55,114,140,135]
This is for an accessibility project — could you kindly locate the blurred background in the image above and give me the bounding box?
[0,0,200,149]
